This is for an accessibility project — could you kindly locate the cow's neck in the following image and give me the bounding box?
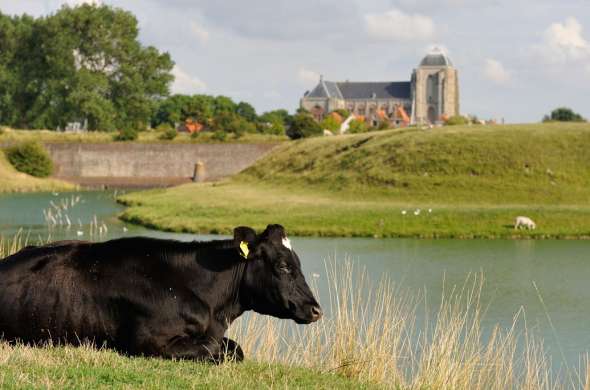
[209,250,248,325]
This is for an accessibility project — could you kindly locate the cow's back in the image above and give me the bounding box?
[0,242,105,343]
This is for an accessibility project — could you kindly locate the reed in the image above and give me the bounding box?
[229,260,586,389]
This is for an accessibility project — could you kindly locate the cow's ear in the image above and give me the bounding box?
[260,224,287,243]
[233,226,257,246]
[234,226,257,260]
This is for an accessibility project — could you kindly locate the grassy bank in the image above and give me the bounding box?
[0,128,286,144]
[0,344,372,389]
[119,122,590,238]
[0,151,75,193]
[0,236,587,389]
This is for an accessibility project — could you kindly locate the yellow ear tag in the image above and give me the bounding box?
[239,241,249,259]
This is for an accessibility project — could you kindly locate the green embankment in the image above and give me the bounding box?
[0,344,373,389]
[119,123,590,238]
[0,151,74,193]
[0,128,286,144]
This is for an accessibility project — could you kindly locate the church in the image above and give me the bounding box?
[300,49,460,126]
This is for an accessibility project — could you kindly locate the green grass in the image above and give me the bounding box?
[0,150,75,193]
[0,343,375,389]
[118,122,590,238]
[0,128,287,144]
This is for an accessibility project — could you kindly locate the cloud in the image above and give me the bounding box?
[365,8,435,42]
[536,17,590,63]
[483,58,510,84]
[171,65,207,94]
[297,67,320,87]
[189,21,209,44]
[187,0,361,41]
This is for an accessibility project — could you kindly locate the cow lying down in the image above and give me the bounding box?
[0,224,322,363]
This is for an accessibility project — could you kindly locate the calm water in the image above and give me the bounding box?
[1,191,589,368]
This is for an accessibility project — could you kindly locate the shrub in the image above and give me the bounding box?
[190,131,200,139]
[155,123,174,132]
[543,107,586,122]
[159,127,178,140]
[287,114,322,139]
[445,115,469,126]
[212,131,227,142]
[320,116,340,132]
[348,119,369,134]
[5,141,53,177]
[113,127,138,141]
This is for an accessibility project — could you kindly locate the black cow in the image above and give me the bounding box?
[0,224,322,362]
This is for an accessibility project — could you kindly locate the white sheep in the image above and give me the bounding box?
[514,216,536,230]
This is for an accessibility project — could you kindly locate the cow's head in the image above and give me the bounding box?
[235,224,322,324]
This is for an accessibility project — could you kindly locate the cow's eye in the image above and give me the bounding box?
[279,264,291,274]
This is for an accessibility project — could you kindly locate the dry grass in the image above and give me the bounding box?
[1,235,588,388]
[229,260,589,389]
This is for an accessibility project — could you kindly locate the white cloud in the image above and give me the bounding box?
[536,17,590,63]
[171,65,207,94]
[297,67,320,87]
[190,21,210,44]
[364,8,435,42]
[483,58,511,84]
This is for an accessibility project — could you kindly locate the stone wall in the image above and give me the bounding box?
[44,143,278,188]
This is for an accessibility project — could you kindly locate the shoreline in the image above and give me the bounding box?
[116,182,590,240]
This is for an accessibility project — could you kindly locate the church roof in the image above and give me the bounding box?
[420,52,453,67]
[306,80,411,100]
[337,81,411,100]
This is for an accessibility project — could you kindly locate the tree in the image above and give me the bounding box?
[236,101,257,122]
[258,110,291,135]
[0,4,173,130]
[286,113,322,139]
[212,96,236,116]
[543,107,586,122]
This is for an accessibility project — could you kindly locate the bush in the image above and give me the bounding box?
[445,115,469,126]
[113,127,138,141]
[543,107,586,122]
[155,123,174,132]
[212,131,227,142]
[190,131,200,139]
[5,141,53,177]
[159,127,178,140]
[320,116,340,132]
[287,114,322,139]
[348,119,369,134]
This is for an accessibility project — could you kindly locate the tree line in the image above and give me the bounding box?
[0,4,298,137]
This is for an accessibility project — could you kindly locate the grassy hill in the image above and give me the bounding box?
[243,122,590,204]
[0,151,75,193]
[119,123,590,238]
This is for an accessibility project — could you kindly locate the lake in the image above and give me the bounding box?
[0,191,589,369]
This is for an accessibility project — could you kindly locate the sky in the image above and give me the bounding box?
[1,0,589,123]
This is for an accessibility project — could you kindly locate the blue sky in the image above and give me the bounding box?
[1,0,589,122]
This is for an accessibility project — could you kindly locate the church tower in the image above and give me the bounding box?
[411,49,460,125]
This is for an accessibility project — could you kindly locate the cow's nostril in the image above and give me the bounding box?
[310,306,323,320]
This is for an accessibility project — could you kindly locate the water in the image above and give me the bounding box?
[0,191,589,368]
